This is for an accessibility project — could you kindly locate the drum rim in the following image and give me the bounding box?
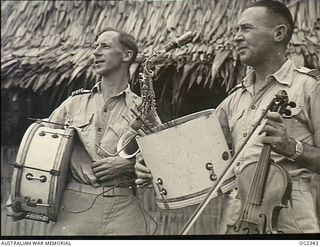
[151,109,214,133]
[155,187,211,203]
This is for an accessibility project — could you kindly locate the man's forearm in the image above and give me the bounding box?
[296,142,320,174]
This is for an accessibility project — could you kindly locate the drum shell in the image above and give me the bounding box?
[11,123,74,222]
[136,109,232,209]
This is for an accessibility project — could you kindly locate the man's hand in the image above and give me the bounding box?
[134,153,152,185]
[6,196,27,221]
[259,112,296,157]
[92,156,135,181]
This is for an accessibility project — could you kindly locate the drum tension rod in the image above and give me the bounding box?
[9,163,61,176]
[28,118,69,127]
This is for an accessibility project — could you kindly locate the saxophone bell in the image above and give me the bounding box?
[117,130,140,159]
[116,116,148,159]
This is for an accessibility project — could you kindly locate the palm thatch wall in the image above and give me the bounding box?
[2,0,319,116]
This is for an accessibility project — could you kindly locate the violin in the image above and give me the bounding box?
[227,90,296,234]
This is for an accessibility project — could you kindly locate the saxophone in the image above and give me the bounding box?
[138,31,195,130]
[114,53,161,159]
[116,32,194,158]
[138,55,162,130]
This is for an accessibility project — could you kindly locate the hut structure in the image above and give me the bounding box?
[1,0,320,236]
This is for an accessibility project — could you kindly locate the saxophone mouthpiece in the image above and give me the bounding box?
[163,31,195,52]
[149,31,195,64]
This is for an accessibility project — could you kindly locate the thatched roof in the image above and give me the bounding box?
[1,0,320,107]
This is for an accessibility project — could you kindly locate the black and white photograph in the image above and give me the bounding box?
[1,0,319,241]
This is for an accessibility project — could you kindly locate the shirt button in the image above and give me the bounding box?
[251,105,256,110]
[104,108,107,112]
[98,128,102,132]
[243,132,247,137]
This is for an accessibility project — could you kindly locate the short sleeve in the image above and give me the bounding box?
[215,98,233,149]
[47,97,72,129]
[309,81,320,147]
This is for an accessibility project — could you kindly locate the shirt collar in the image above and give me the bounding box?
[90,81,134,106]
[242,59,296,88]
[90,81,102,96]
[90,81,130,95]
[242,69,255,87]
[118,84,133,107]
[271,59,296,86]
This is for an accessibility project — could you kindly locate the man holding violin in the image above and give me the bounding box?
[135,0,320,234]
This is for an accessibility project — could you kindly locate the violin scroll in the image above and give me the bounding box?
[271,90,296,117]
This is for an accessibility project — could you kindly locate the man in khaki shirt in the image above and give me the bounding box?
[8,28,148,235]
[49,28,148,235]
[135,0,319,234]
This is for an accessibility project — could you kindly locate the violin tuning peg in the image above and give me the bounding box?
[282,109,292,117]
[289,101,296,108]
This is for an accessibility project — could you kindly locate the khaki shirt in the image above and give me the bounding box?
[216,60,320,177]
[48,82,142,186]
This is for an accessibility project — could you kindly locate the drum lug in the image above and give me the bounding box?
[26,173,47,183]
[160,188,167,196]
[52,133,59,138]
[155,178,167,195]
[206,162,217,181]
[155,178,169,210]
[39,131,46,136]
[156,178,163,185]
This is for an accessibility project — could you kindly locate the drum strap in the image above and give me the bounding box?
[10,162,61,176]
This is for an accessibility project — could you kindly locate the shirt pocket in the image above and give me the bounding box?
[69,114,94,149]
[101,120,127,154]
[108,120,127,139]
[72,114,93,130]
[228,108,245,132]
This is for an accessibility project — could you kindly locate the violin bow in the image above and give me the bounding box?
[180,90,291,235]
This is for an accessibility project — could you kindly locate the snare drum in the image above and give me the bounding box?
[11,123,75,222]
[136,109,234,209]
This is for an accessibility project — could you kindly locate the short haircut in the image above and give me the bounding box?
[245,0,294,44]
[96,27,138,64]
